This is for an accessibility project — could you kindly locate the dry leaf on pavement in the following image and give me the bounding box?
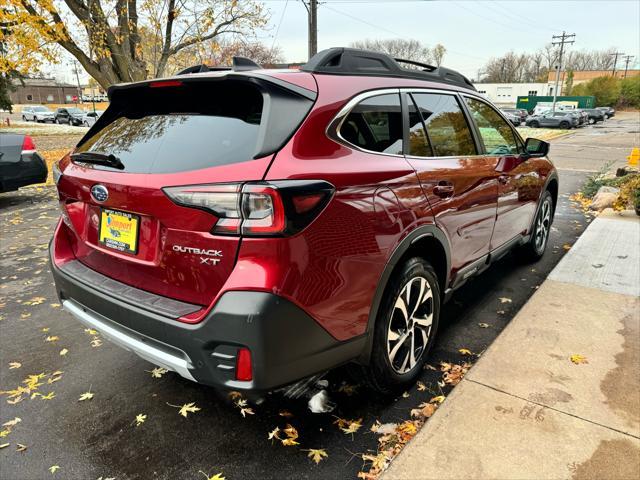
[8,362,21,369]
[570,354,588,364]
[147,367,168,378]
[199,472,225,480]
[135,414,146,426]
[305,448,328,464]
[281,424,299,446]
[167,402,201,417]
[3,418,21,427]
[78,391,94,401]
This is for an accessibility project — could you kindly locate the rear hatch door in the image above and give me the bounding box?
[56,73,316,308]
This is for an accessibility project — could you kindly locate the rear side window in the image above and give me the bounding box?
[339,94,403,155]
[465,97,520,155]
[410,93,476,157]
[76,80,311,174]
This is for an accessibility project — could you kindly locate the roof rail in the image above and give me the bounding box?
[301,47,476,91]
[177,56,262,75]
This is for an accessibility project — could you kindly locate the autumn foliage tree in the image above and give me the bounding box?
[2,0,269,90]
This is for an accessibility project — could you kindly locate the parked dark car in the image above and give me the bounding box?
[573,109,589,126]
[502,108,528,123]
[50,48,557,395]
[581,108,606,124]
[55,107,86,126]
[0,133,48,193]
[596,106,615,118]
[526,111,578,129]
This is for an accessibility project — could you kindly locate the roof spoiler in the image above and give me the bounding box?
[301,47,476,91]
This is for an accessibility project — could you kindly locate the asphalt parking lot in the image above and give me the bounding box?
[0,114,636,479]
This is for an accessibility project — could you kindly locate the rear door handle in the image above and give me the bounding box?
[433,182,454,198]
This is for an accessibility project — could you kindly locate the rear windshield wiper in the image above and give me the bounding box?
[71,152,124,170]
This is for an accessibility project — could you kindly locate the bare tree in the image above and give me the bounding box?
[350,39,434,65]
[207,41,284,68]
[479,45,623,83]
[431,44,447,67]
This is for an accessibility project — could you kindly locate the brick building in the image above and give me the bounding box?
[10,78,80,105]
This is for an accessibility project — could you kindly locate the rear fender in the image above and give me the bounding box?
[357,224,451,364]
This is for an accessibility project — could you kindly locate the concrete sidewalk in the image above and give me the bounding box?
[384,210,640,480]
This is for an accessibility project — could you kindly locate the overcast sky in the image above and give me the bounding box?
[51,0,640,84]
[257,0,640,77]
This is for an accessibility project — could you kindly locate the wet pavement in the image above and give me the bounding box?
[2,117,634,479]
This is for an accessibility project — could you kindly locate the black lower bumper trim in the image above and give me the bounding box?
[50,250,366,392]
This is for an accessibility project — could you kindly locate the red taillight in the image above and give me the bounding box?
[21,135,36,153]
[235,348,252,381]
[149,80,183,88]
[241,185,285,235]
[163,181,334,237]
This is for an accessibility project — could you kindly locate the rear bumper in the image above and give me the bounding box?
[50,247,365,392]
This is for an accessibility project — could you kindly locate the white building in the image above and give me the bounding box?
[473,83,555,106]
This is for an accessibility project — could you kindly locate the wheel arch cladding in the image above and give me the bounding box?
[358,225,451,364]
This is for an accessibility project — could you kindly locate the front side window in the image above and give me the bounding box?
[339,94,403,155]
[410,93,476,157]
[465,97,520,155]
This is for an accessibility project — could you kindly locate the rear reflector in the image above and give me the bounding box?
[149,80,183,88]
[235,348,252,381]
[21,135,36,153]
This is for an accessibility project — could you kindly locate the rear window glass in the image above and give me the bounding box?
[339,94,403,155]
[76,82,265,174]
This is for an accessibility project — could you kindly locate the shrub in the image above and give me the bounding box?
[620,77,640,109]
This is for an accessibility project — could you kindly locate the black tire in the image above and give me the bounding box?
[588,118,595,124]
[362,257,441,394]
[559,121,570,129]
[519,190,553,262]
[22,115,27,121]
[529,121,539,128]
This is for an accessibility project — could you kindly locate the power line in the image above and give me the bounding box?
[271,0,290,51]
[551,31,575,113]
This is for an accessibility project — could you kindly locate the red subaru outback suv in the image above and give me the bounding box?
[50,48,557,394]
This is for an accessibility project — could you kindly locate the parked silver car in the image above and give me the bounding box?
[81,110,104,127]
[526,111,578,129]
[21,106,55,123]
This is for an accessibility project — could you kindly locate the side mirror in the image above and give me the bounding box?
[524,138,549,158]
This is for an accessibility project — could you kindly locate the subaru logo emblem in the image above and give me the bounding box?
[91,184,109,203]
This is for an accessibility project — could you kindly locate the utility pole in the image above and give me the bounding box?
[610,51,625,77]
[551,31,575,114]
[622,55,635,78]
[302,0,318,60]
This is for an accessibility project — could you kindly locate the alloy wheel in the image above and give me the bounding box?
[534,198,551,253]
[387,276,434,374]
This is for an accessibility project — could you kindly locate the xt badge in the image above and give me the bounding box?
[172,245,223,266]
